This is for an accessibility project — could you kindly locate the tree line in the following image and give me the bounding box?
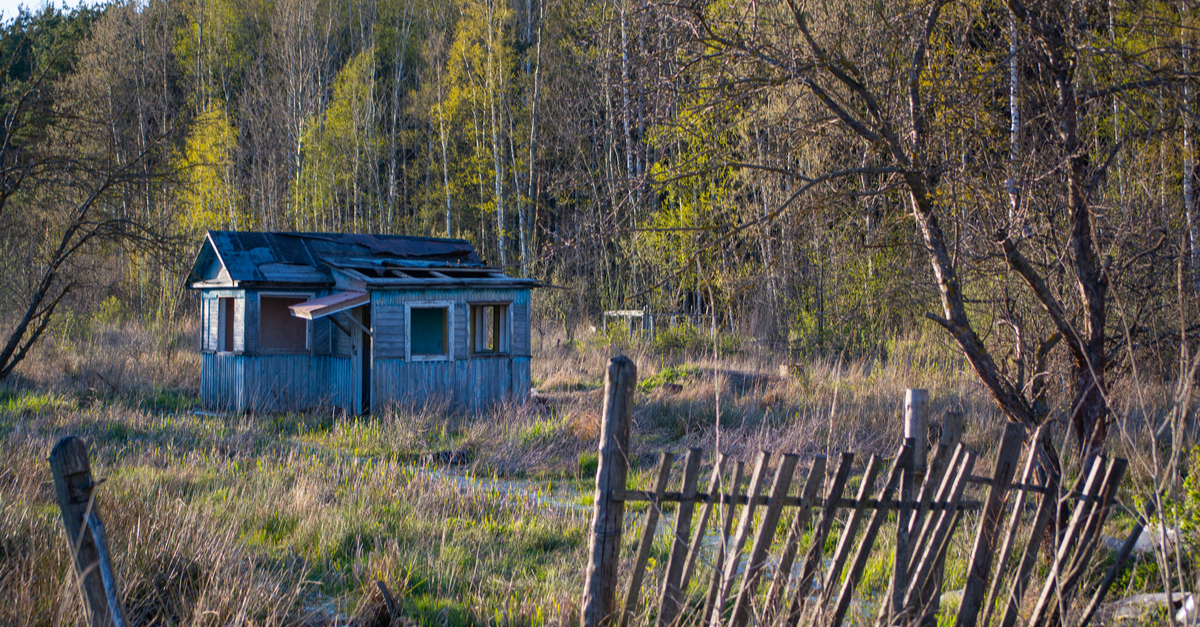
[1,0,1198,454]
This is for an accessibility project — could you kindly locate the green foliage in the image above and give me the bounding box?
[0,390,74,415]
[1155,446,1200,557]
[654,323,706,354]
[178,101,247,235]
[638,364,700,393]
[93,295,128,327]
[292,48,381,231]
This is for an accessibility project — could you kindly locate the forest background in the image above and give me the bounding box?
[0,0,1199,439]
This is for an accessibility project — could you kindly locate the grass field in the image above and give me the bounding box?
[0,318,1194,625]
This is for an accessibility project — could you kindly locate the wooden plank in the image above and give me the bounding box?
[1076,499,1154,627]
[902,450,976,617]
[886,438,917,625]
[1038,458,1128,627]
[679,455,729,597]
[996,447,1060,627]
[763,455,828,621]
[909,408,965,624]
[708,452,771,627]
[1024,455,1107,627]
[819,454,884,610]
[783,452,854,627]
[581,356,637,627]
[908,444,967,573]
[955,422,1026,627]
[50,437,128,627]
[620,453,676,627]
[905,390,930,470]
[656,448,704,627]
[827,443,911,627]
[909,442,953,538]
[244,292,258,353]
[979,425,1049,627]
[700,460,747,627]
[729,453,801,627]
[513,302,530,356]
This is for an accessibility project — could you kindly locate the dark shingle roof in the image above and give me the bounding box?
[188,231,489,287]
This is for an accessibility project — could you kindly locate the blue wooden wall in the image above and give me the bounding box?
[200,286,532,413]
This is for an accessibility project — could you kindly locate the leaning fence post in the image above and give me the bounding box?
[905,389,930,471]
[49,436,128,627]
[582,356,637,627]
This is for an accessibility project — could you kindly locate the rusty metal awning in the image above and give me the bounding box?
[288,291,369,320]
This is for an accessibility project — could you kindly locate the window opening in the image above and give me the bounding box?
[471,303,509,355]
[219,297,235,352]
[410,307,448,357]
[261,296,309,351]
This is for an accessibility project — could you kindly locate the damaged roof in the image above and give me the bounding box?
[188,231,535,289]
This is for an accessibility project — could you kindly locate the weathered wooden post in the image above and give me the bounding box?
[49,436,127,627]
[904,389,930,471]
[582,356,637,627]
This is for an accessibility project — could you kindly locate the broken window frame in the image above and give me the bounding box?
[218,296,236,352]
[259,292,313,353]
[405,300,454,362]
[469,302,511,356]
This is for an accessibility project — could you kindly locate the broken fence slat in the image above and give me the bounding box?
[979,425,1049,627]
[656,448,704,627]
[1076,500,1157,627]
[955,421,1026,627]
[700,460,746,627]
[619,452,676,627]
[1025,455,1109,627]
[997,448,1062,627]
[678,455,728,600]
[828,443,912,627]
[902,450,977,614]
[819,454,885,612]
[728,454,801,627]
[762,455,827,623]
[710,452,771,627]
[888,438,918,624]
[783,453,855,627]
[1041,458,1129,627]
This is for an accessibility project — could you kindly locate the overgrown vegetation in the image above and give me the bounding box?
[1,316,1193,625]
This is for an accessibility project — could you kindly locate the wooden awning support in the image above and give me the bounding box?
[288,290,369,320]
[289,290,372,337]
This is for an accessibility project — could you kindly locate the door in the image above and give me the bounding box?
[351,305,372,415]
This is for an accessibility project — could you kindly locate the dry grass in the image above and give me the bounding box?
[0,317,1195,625]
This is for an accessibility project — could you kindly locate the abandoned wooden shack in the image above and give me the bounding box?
[187,231,537,414]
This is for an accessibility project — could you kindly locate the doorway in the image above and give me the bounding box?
[352,305,372,415]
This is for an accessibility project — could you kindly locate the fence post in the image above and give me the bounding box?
[49,436,128,627]
[905,389,930,471]
[582,356,637,627]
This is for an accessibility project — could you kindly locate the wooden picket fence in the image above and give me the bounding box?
[580,357,1141,627]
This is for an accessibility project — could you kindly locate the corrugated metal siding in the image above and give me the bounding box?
[202,353,351,412]
[374,355,531,410]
